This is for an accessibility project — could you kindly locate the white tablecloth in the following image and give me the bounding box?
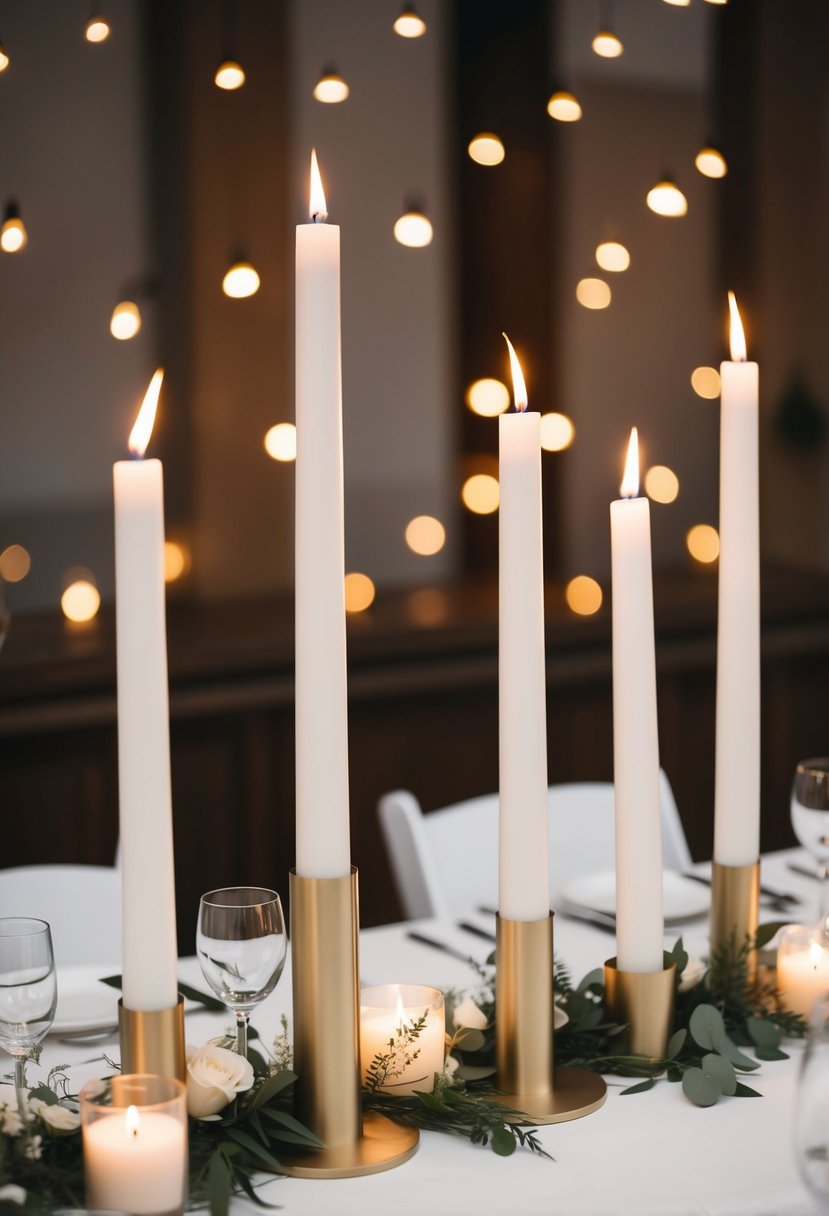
[38,849,820,1215]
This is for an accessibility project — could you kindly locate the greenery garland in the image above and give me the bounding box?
[0,926,807,1215]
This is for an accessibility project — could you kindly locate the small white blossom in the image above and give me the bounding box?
[28,1097,81,1135]
[679,956,706,993]
[0,1185,27,1205]
[22,1133,42,1160]
[452,997,488,1030]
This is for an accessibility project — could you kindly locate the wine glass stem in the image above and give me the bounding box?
[14,1055,32,1149]
[236,1011,249,1060]
[820,863,829,938]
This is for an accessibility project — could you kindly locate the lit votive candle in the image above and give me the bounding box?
[81,1075,188,1215]
[777,925,829,1021]
[361,984,445,1096]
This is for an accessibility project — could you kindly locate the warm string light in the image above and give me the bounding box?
[466,378,510,417]
[0,41,9,71]
[110,300,142,341]
[214,60,245,90]
[0,544,31,582]
[313,65,349,103]
[61,570,101,623]
[405,515,445,556]
[540,412,575,452]
[264,423,297,462]
[393,6,427,38]
[695,146,728,179]
[344,572,375,612]
[222,260,260,298]
[644,465,679,504]
[84,14,111,43]
[394,202,433,248]
[646,176,688,217]
[687,524,720,563]
[595,241,630,272]
[566,576,603,615]
[1,201,27,253]
[576,278,611,309]
[547,91,582,123]
[691,366,721,399]
[467,133,505,166]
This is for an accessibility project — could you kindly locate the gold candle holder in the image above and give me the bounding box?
[603,956,676,1059]
[118,996,186,1082]
[710,860,760,980]
[279,868,419,1178]
[495,912,607,1124]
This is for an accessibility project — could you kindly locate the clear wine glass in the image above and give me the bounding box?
[794,991,829,1206]
[0,919,57,1136]
[791,759,829,936]
[196,887,286,1061]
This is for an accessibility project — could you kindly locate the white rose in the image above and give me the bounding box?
[554,1003,569,1030]
[186,1043,255,1119]
[0,1186,26,1205]
[28,1097,81,1135]
[452,997,488,1031]
[679,956,706,993]
[0,1085,23,1137]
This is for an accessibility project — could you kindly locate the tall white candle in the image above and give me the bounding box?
[610,428,664,973]
[295,150,351,878]
[713,292,760,866]
[113,370,179,1012]
[498,335,549,922]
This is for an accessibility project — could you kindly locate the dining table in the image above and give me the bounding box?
[37,848,821,1216]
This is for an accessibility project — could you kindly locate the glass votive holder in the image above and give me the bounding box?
[777,924,829,1020]
[80,1074,188,1216]
[361,984,445,1096]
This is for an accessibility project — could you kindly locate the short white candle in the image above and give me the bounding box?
[361,985,445,1097]
[113,370,179,1012]
[777,925,829,1020]
[84,1105,186,1214]
[610,428,664,973]
[498,335,550,923]
[295,150,351,879]
[713,292,761,867]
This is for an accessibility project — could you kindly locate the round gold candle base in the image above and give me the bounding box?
[277,1112,419,1179]
[495,1066,607,1125]
[118,996,186,1082]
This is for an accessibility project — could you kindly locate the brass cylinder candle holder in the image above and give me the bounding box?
[279,868,419,1178]
[710,860,760,981]
[603,956,676,1059]
[118,996,186,1082]
[495,912,606,1123]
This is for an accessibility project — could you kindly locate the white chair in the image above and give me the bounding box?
[378,771,691,920]
[0,865,122,966]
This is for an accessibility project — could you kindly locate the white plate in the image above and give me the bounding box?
[51,964,121,1034]
[558,870,709,923]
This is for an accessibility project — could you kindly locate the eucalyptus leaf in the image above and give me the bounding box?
[682,1067,721,1107]
[454,1027,486,1053]
[670,938,689,974]
[576,968,605,994]
[666,1029,687,1059]
[455,1063,498,1082]
[701,1053,737,1096]
[713,1030,760,1072]
[491,1128,517,1156]
[620,1079,655,1096]
[754,1046,789,1062]
[754,921,792,950]
[734,1082,762,1097]
[689,1004,725,1051]
[207,1150,231,1216]
[746,1018,782,1050]
[27,1085,59,1106]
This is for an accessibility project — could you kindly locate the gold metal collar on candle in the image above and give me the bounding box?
[118,996,186,1082]
[710,860,760,981]
[603,956,676,1060]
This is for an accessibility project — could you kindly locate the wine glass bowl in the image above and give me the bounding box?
[197,887,286,1059]
[791,759,829,934]
[795,992,829,1206]
[0,918,57,1135]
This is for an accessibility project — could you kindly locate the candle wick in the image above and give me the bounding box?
[312,211,328,224]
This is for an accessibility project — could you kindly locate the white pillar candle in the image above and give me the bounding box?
[84,1105,186,1214]
[713,292,761,867]
[360,985,445,1096]
[498,335,550,922]
[610,428,664,973]
[113,370,179,1012]
[777,925,829,1020]
[294,150,351,879]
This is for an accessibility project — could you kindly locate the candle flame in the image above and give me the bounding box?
[728,291,747,362]
[396,992,405,1028]
[126,1105,140,1137]
[810,938,825,968]
[309,149,328,222]
[128,369,164,458]
[620,427,639,498]
[502,333,528,412]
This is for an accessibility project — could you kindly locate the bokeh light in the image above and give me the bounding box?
[595,241,630,272]
[576,278,611,309]
[344,572,376,613]
[264,423,297,462]
[592,30,623,58]
[405,515,446,556]
[393,7,427,37]
[214,60,246,90]
[547,91,582,122]
[164,541,191,583]
[461,473,499,515]
[695,146,728,179]
[394,210,433,248]
[566,576,603,616]
[84,16,111,43]
[313,69,349,103]
[644,465,679,504]
[466,378,510,417]
[686,524,720,563]
[646,179,688,217]
[467,133,505,166]
[691,366,721,399]
[539,412,575,452]
[61,578,101,623]
[110,300,141,341]
[0,544,31,583]
[222,262,260,299]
